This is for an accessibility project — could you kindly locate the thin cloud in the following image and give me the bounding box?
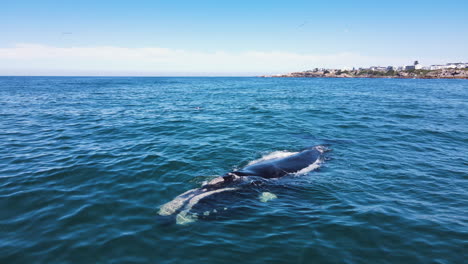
[0,43,409,75]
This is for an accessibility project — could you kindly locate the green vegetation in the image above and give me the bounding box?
[272,67,468,79]
[413,69,432,76]
[357,69,373,76]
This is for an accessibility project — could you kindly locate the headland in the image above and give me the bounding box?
[262,62,468,79]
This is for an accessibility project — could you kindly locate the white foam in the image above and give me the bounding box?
[259,192,278,202]
[247,151,298,166]
[247,148,324,176]
[293,158,323,175]
[315,145,327,154]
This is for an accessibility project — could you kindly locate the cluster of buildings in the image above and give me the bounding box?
[307,61,468,73]
[268,61,468,78]
[364,61,468,72]
[426,62,468,70]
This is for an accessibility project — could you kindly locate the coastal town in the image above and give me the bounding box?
[264,61,468,79]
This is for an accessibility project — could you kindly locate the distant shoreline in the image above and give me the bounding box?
[262,68,468,79]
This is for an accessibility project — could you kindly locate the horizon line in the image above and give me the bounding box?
[0,75,262,77]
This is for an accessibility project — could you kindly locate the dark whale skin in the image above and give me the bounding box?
[231,148,322,179]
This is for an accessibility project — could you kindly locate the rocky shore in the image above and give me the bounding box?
[263,68,468,79]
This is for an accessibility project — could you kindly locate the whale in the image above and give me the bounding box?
[223,146,324,180]
[158,145,327,224]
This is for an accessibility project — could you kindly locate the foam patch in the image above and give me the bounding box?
[259,192,278,202]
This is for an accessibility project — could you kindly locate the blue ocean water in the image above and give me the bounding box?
[0,77,467,263]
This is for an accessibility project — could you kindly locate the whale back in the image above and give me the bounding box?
[234,148,321,178]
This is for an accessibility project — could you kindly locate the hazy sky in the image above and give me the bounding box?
[1,0,467,76]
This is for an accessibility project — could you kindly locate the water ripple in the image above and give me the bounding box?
[0,77,466,264]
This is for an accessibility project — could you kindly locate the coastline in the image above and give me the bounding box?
[262,68,468,79]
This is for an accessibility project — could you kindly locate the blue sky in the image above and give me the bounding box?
[1,0,467,75]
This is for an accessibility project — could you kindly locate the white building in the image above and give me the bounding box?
[429,65,445,70]
[447,63,468,69]
[406,60,422,70]
[369,66,387,71]
[429,63,468,70]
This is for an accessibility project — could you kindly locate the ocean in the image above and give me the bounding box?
[0,76,466,263]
